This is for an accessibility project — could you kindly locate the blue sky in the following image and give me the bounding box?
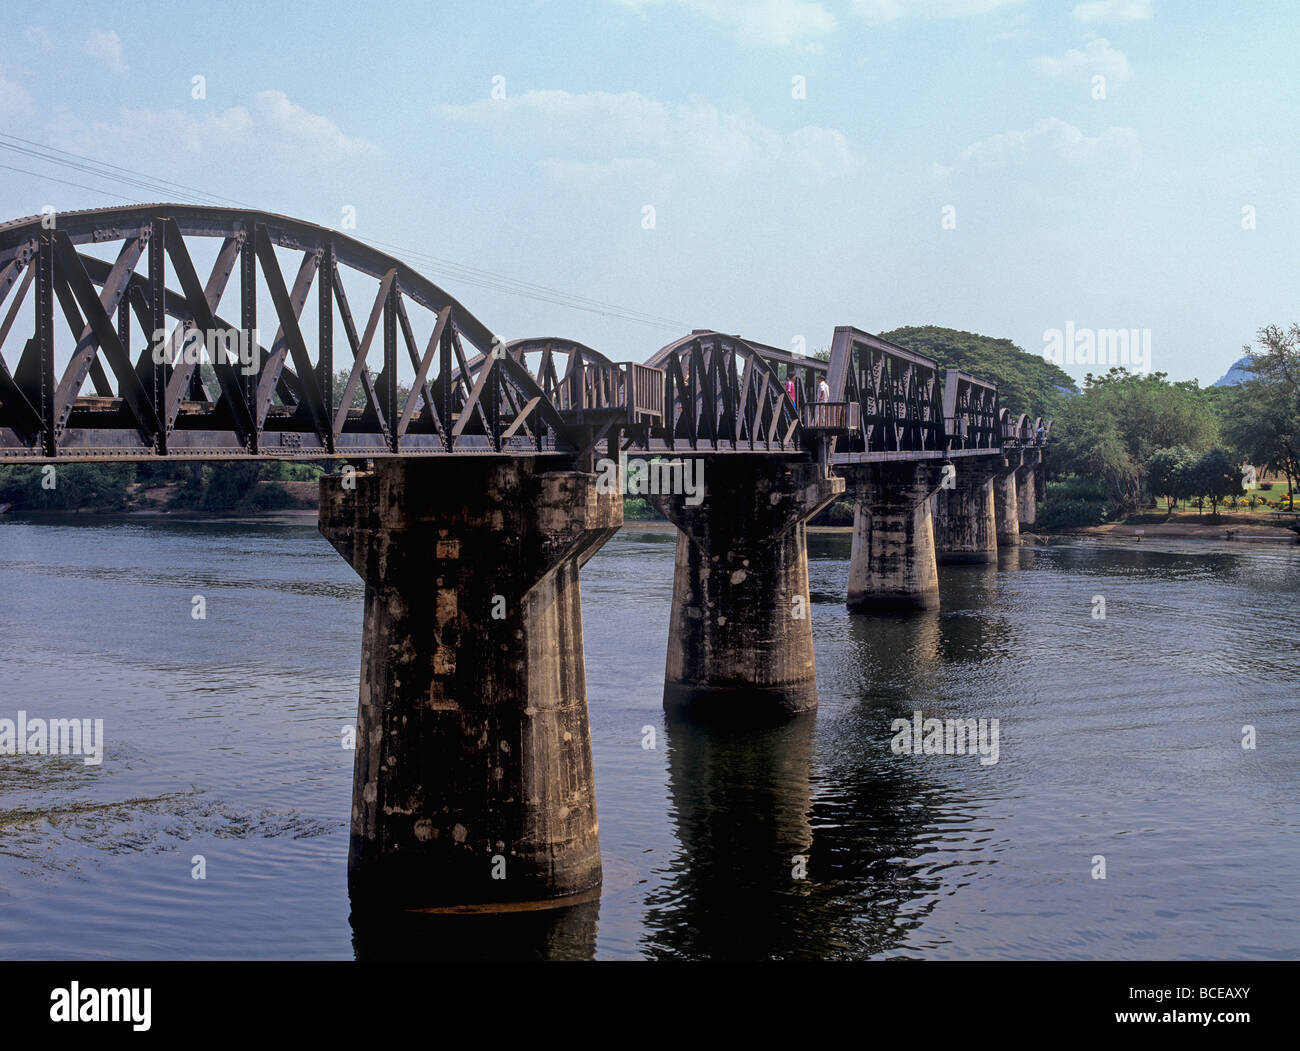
[1,0,1296,385]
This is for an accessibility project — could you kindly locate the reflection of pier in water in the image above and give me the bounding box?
[350,896,601,961]
[639,710,975,959]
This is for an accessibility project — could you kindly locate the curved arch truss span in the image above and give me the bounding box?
[0,205,648,460]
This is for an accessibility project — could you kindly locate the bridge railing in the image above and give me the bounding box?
[556,356,617,416]
[624,361,665,425]
[801,401,860,432]
[547,356,666,427]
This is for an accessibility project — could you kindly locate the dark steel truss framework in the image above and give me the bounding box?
[941,367,1000,451]
[0,206,1045,464]
[0,206,587,460]
[644,331,805,452]
[825,326,947,454]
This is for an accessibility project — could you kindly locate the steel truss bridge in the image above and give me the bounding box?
[0,206,1049,464]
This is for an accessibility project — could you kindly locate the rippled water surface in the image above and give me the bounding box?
[1,515,1297,959]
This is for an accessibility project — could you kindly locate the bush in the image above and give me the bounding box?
[248,482,299,510]
[1044,474,1107,502]
[199,462,264,510]
[1036,476,1109,529]
[0,463,135,510]
[622,497,664,521]
[261,461,324,482]
[809,495,855,526]
[1036,498,1110,529]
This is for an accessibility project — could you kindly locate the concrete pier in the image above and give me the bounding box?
[993,460,1020,546]
[933,462,999,564]
[1015,460,1040,528]
[320,458,620,910]
[650,456,843,723]
[844,463,942,611]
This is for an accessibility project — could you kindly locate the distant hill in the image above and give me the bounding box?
[1213,354,1255,387]
[879,325,1077,419]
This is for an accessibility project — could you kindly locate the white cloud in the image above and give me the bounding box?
[959,117,1141,173]
[610,0,835,47]
[852,0,1025,23]
[433,89,855,179]
[83,29,127,75]
[0,69,34,119]
[47,91,378,176]
[253,90,378,158]
[1072,0,1152,23]
[1032,38,1132,84]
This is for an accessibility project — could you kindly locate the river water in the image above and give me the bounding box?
[0,515,1296,960]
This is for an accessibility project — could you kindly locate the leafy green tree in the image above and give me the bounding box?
[1146,446,1192,512]
[198,462,264,510]
[1051,368,1219,512]
[1219,325,1300,506]
[880,325,1077,418]
[1185,447,1239,517]
[0,464,135,510]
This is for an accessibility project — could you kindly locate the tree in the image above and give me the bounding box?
[1185,447,1239,517]
[1146,446,1192,512]
[1050,368,1219,512]
[880,325,1077,418]
[0,464,134,510]
[331,367,413,418]
[1220,324,1300,507]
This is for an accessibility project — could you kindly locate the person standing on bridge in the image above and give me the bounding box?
[786,375,798,409]
[1035,423,1045,446]
[817,376,830,403]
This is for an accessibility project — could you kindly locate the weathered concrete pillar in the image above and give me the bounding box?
[1015,462,1038,527]
[320,458,621,911]
[844,463,942,611]
[933,462,998,564]
[993,461,1020,546]
[650,456,843,722]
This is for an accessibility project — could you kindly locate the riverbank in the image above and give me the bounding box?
[11,508,1296,543]
[1043,520,1298,542]
[1039,508,1300,543]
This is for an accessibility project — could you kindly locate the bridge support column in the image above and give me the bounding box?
[320,458,621,911]
[650,457,843,723]
[933,463,999,564]
[844,463,942,611]
[993,459,1020,546]
[1015,460,1039,527]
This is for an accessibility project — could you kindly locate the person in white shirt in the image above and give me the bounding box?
[817,377,830,402]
